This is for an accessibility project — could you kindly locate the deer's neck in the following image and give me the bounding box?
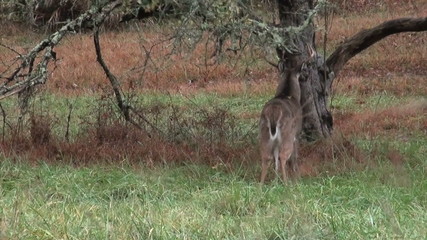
[274,71,301,102]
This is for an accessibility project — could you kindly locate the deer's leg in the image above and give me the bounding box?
[290,141,299,178]
[279,147,292,183]
[280,157,287,182]
[260,150,271,184]
[280,150,291,182]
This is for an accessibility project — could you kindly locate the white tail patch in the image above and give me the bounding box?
[267,112,283,141]
[268,119,279,140]
[267,112,283,171]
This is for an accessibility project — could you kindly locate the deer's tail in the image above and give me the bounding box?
[267,111,283,141]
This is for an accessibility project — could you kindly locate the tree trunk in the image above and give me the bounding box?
[276,0,332,141]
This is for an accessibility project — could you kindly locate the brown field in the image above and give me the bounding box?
[1,0,425,96]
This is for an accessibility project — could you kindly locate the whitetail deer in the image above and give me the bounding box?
[259,66,302,183]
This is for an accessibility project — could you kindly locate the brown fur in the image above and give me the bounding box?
[259,69,302,183]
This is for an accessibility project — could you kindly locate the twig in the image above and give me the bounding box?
[65,100,73,142]
[0,103,6,141]
[0,43,23,57]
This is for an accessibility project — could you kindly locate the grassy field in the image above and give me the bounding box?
[1,1,427,239]
[0,94,425,240]
[1,156,426,239]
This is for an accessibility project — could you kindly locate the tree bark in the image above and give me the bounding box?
[276,0,332,141]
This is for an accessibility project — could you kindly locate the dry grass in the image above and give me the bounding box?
[335,99,427,137]
[299,133,367,177]
[330,0,422,13]
[13,30,272,96]
[0,97,258,169]
[2,114,369,179]
[0,119,254,167]
[333,74,426,96]
[1,1,425,97]
[0,96,423,177]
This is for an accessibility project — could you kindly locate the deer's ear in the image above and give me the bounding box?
[296,73,300,80]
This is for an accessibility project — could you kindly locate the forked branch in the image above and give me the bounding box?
[326,17,427,76]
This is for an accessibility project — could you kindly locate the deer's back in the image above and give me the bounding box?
[260,98,302,137]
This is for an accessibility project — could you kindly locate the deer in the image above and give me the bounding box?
[259,64,303,184]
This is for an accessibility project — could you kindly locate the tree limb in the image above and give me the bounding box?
[0,0,122,100]
[326,17,427,76]
[93,28,130,121]
[94,28,163,138]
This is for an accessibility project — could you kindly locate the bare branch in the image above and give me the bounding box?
[65,100,73,142]
[94,28,163,138]
[93,28,130,121]
[326,17,427,76]
[0,0,122,100]
[0,43,23,57]
[0,103,6,141]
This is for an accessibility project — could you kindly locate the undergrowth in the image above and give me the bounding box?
[1,89,425,181]
[0,91,259,168]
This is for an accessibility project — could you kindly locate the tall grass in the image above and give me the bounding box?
[0,156,426,239]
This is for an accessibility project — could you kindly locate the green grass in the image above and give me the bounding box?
[0,156,426,239]
[356,134,427,168]
[2,91,421,142]
[330,93,418,113]
[0,92,266,143]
